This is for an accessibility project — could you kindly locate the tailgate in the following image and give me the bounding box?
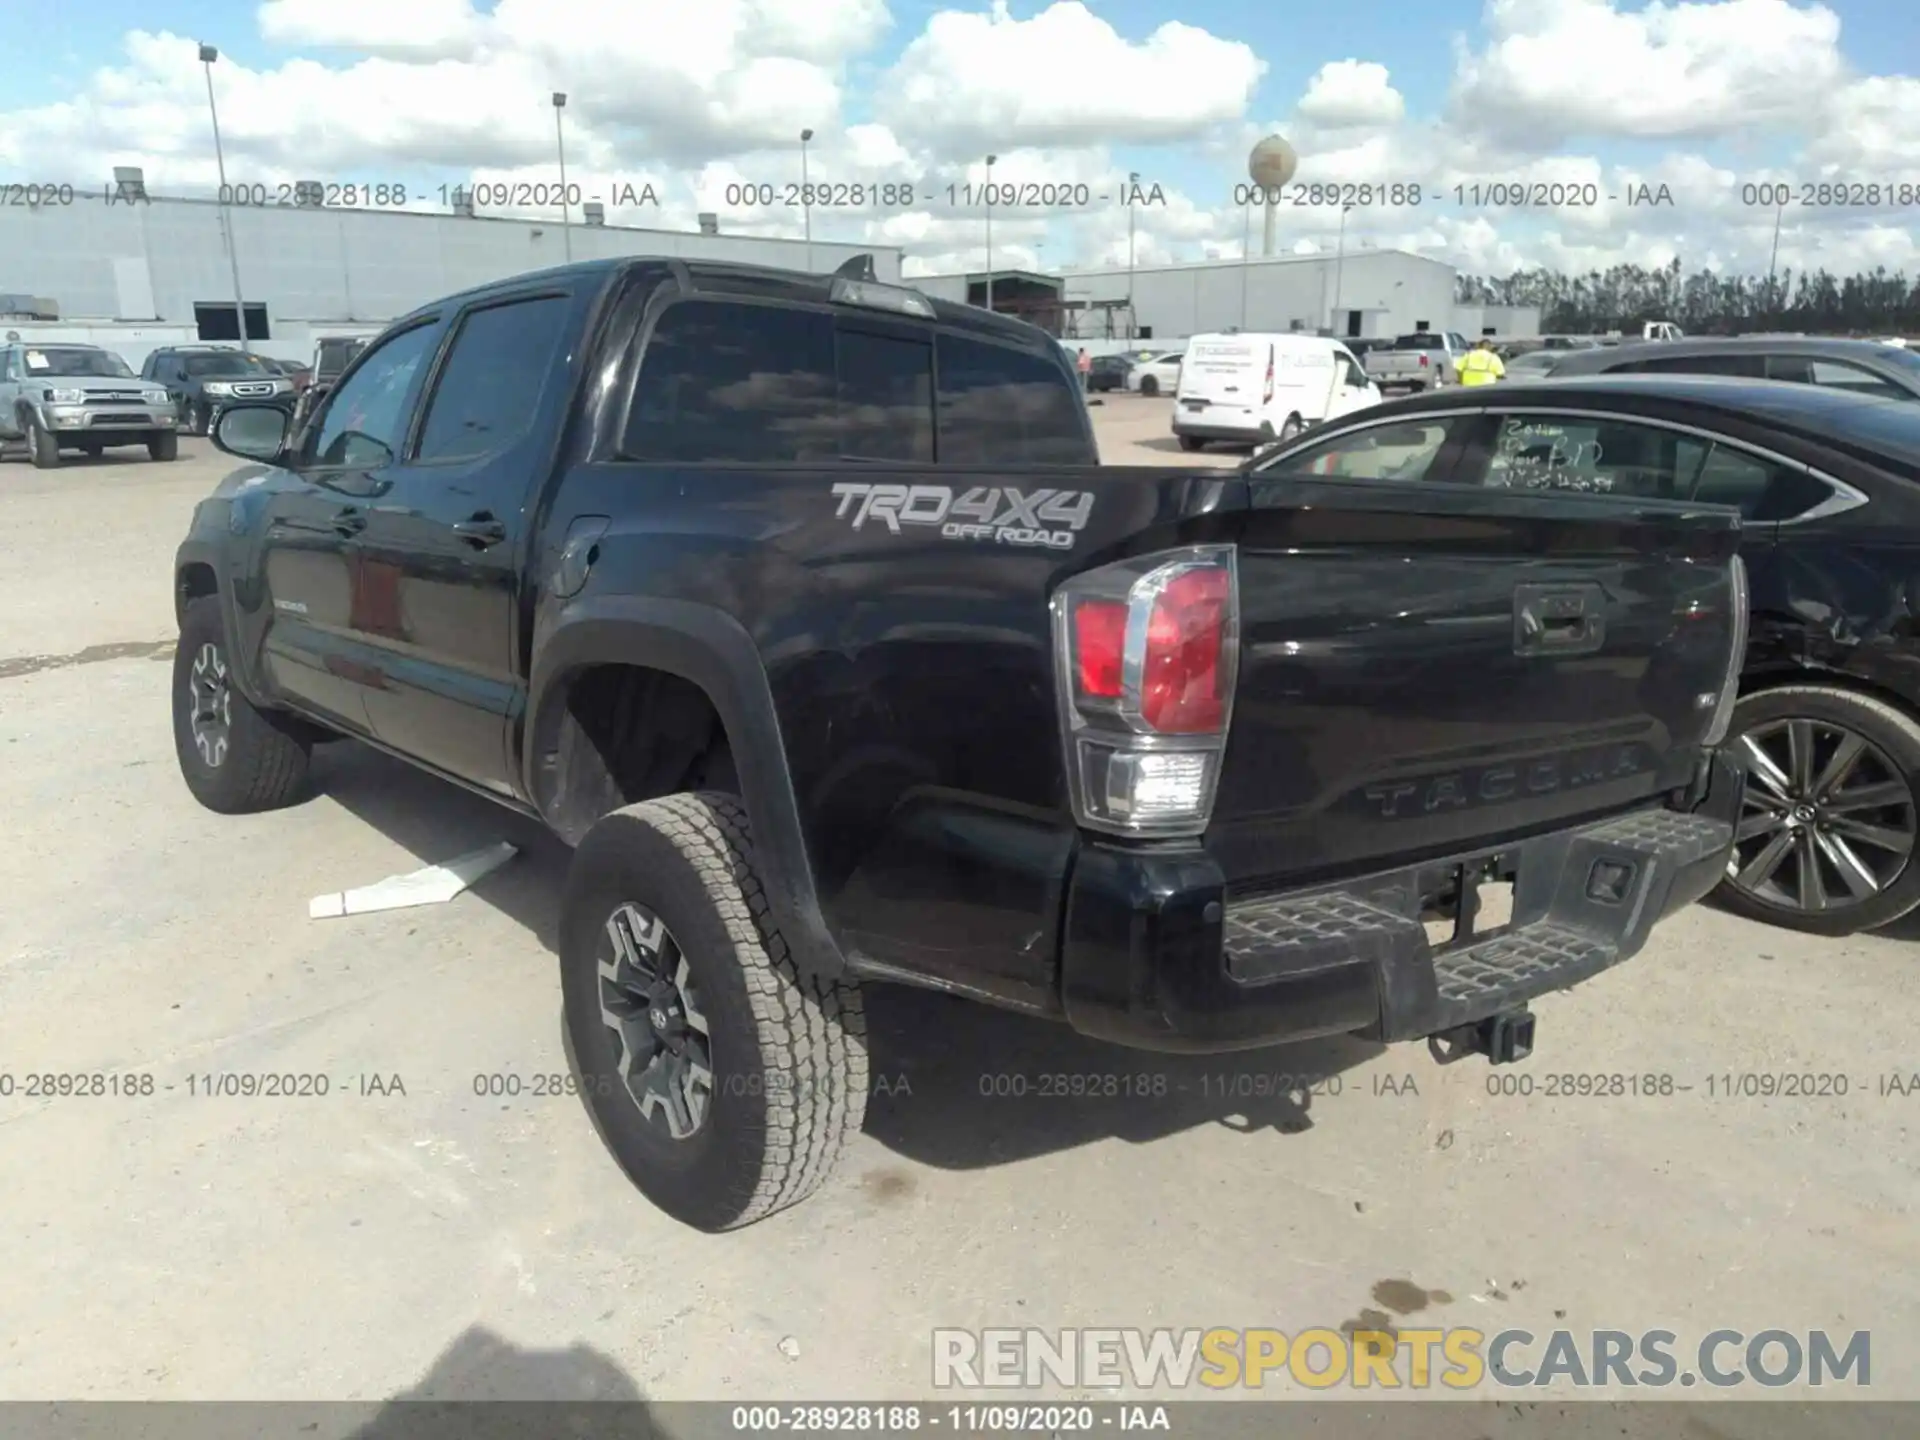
[1208,476,1742,887]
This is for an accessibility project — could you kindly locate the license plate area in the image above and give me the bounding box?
[1419,853,1520,952]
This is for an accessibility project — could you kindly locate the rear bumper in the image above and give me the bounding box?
[1059,751,1743,1054]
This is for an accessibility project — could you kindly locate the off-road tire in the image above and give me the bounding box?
[28,416,59,468]
[1710,684,1920,936]
[171,595,313,813]
[148,431,179,461]
[561,793,868,1231]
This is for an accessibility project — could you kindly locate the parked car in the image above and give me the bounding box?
[1365,330,1471,392]
[1087,353,1134,392]
[0,341,179,467]
[260,356,313,391]
[1126,349,1183,395]
[173,255,1744,1231]
[1291,372,1920,935]
[141,345,296,435]
[1540,336,1920,403]
[1501,349,1567,379]
[1172,332,1381,450]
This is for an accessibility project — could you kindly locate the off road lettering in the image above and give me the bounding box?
[830,482,1095,550]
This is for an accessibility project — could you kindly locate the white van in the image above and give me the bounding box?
[1171,333,1382,451]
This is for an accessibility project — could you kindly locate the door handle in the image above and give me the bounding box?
[332,507,366,537]
[1513,583,1605,656]
[452,516,508,549]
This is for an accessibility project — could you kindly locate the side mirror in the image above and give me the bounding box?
[213,402,291,462]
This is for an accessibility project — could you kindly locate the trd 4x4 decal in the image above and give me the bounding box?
[830,483,1096,550]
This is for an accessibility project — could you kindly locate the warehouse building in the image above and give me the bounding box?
[0,170,903,367]
[914,250,1539,349]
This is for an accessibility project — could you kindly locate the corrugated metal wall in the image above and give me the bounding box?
[0,199,902,328]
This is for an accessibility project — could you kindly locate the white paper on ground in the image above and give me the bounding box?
[308,842,519,919]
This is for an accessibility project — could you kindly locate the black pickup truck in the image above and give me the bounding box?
[172,255,1748,1231]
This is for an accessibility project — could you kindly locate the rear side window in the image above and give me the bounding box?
[1481,415,1698,498]
[935,335,1087,465]
[1638,353,1766,378]
[416,294,572,462]
[1686,441,1840,520]
[624,299,838,463]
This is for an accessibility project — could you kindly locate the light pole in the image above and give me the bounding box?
[982,155,998,311]
[800,129,814,272]
[552,92,572,261]
[198,44,248,344]
[1332,203,1352,335]
[1240,199,1252,328]
[1766,198,1785,315]
[1127,171,1140,313]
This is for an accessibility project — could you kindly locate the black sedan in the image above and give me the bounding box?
[1249,372,1920,936]
[1087,353,1134,392]
[1529,335,1920,402]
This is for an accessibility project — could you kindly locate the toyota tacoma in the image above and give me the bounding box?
[171,255,1748,1231]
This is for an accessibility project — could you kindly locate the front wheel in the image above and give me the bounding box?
[148,431,179,461]
[28,416,60,468]
[1711,685,1920,936]
[561,793,868,1231]
[172,595,313,813]
[1278,414,1304,442]
[1177,435,1204,452]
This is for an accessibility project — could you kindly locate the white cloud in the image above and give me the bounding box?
[877,1,1264,155]
[256,0,485,60]
[1297,61,1405,128]
[1807,75,1920,170]
[1449,0,1847,148]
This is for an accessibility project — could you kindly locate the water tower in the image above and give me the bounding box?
[1248,135,1298,258]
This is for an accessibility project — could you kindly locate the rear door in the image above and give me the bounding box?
[1177,336,1263,426]
[1217,407,1741,885]
[353,286,583,796]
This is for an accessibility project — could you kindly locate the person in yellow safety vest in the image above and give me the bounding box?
[1456,337,1505,386]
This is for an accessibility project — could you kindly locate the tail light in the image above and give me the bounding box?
[1262,350,1275,405]
[1702,554,1749,747]
[1052,546,1239,836]
[1418,353,1430,368]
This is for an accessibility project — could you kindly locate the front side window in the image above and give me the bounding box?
[306,322,442,470]
[935,334,1087,465]
[623,299,838,463]
[1255,417,1459,484]
[416,295,572,462]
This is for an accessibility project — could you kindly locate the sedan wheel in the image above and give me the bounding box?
[1712,685,1920,935]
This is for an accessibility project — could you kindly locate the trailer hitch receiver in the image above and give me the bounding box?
[1428,1008,1536,1066]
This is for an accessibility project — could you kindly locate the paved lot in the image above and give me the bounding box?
[2,409,1916,1411]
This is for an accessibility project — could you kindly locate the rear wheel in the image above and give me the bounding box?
[1711,685,1920,936]
[1177,435,1204,452]
[1139,376,1159,397]
[561,793,868,1231]
[1278,414,1304,442]
[79,440,104,458]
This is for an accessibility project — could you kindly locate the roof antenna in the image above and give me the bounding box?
[833,253,878,282]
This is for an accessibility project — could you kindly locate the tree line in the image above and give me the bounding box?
[1454,258,1920,336]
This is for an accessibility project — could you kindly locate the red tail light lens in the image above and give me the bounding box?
[1263,355,1275,404]
[1141,568,1230,733]
[1419,353,1430,367]
[1073,598,1127,698]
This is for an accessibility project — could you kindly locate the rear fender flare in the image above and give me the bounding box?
[527,596,848,982]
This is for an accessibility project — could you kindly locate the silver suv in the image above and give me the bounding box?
[0,341,179,468]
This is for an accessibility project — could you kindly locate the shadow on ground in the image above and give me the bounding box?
[313,741,1385,1174]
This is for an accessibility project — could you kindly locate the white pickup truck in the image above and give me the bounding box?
[1364,330,1471,392]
